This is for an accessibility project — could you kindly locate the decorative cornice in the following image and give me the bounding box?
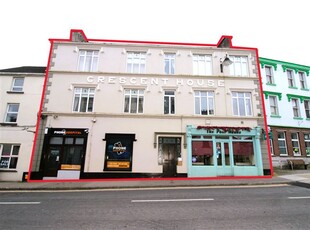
[286,94,310,103]
[263,91,282,100]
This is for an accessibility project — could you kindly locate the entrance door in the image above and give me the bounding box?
[216,141,232,176]
[44,146,61,177]
[162,142,177,177]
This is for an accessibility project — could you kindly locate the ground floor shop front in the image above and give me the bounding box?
[29,118,268,181]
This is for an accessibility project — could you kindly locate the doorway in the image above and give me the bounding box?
[160,137,180,177]
[215,141,233,176]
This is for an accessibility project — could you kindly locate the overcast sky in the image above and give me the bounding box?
[1,0,309,70]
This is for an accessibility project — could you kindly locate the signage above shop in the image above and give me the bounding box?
[87,76,225,87]
[197,126,251,134]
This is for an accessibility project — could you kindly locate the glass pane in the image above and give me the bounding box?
[0,157,10,168]
[75,138,84,145]
[130,97,137,113]
[65,138,74,145]
[2,145,11,156]
[50,137,63,145]
[12,146,20,155]
[9,157,18,169]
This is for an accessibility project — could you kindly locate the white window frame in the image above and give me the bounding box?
[164,53,175,75]
[304,100,310,119]
[124,89,144,114]
[278,131,288,156]
[11,77,24,92]
[127,52,146,73]
[78,50,99,72]
[232,92,252,116]
[265,66,274,84]
[304,133,310,156]
[269,138,274,156]
[193,54,212,76]
[0,144,20,169]
[291,132,301,156]
[287,69,295,87]
[229,56,249,77]
[269,95,279,116]
[298,71,307,89]
[194,91,214,115]
[291,98,300,118]
[5,103,19,123]
[164,90,175,114]
[72,87,95,112]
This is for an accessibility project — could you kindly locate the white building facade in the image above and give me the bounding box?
[0,67,45,181]
[260,58,310,167]
[27,30,271,180]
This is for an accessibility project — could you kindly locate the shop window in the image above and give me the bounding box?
[278,131,288,156]
[291,133,300,156]
[193,54,212,75]
[192,141,213,165]
[78,50,99,72]
[0,144,19,169]
[164,53,175,74]
[104,134,135,171]
[232,142,255,166]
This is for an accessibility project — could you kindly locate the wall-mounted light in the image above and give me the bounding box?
[220,53,233,73]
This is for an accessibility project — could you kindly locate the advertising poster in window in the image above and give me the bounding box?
[104,134,135,171]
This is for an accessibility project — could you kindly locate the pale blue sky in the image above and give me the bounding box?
[1,0,309,69]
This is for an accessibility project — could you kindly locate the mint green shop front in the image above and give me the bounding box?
[186,125,264,177]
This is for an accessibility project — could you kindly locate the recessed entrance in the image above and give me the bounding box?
[159,137,181,177]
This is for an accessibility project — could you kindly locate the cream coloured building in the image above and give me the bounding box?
[0,67,45,181]
[29,30,271,180]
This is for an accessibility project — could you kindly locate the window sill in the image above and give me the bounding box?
[6,91,24,94]
[0,169,17,172]
[266,83,276,86]
[300,88,309,91]
[270,115,281,118]
[293,117,303,120]
[0,122,17,126]
[288,86,298,89]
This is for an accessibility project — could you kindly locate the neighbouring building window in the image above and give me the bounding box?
[0,144,20,169]
[298,72,307,89]
[127,52,146,73]
[265,66,274,84]
[192,141,214,166]
[194,91,214,115]
[193,54,212,75]
[304,133,310,156]
[164,90,175,114]
[164,54,175,74]
[5,103,19,123]
[78,50,99,72]
[11,77,24,92]
[73,88,95,112]
[291,132,300,156]
[278,131,287,156]
[287,69,295,87]
[269,95,279,116]
[269,138,274,156]
[229,56,248,76]
[304,100,310,118]
[291,98,300,117]
[232,92,252,116]
[124,89,144,113]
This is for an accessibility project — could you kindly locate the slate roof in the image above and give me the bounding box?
[0,66,46,73]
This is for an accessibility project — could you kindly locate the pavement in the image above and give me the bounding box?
[1,168,310,191]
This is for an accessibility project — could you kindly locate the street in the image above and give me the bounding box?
[0,184,309,230]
